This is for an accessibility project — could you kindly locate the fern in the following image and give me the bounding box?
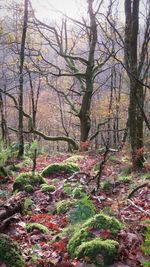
[69,195,96,223]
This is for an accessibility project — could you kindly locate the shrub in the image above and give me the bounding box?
[69,195,96,223]
[41,162,80,177]
[0,234,25,267]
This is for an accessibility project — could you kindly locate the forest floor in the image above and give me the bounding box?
[0,148,150,267]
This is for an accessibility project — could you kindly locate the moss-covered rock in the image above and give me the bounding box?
[56,199,75,214]
[24,184,34,193]
[68,228,94,257]
[82,213,122,235]
[68,212,122,258]
[64,155,85,163]
[41,162,80,177]
[22,197,34,215]
[13,172,46,191]
[76,238,119,266]
[0,234,25,267]
[26,223,49,234]
[41,184,56,192]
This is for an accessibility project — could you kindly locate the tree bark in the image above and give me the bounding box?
[18,0,29,158]
[0,91,8,143]
[124,0,144,169]
[79,0,97,148]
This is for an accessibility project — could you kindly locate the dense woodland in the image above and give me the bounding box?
[0,0,150,267]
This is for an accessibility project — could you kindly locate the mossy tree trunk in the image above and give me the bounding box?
[124,0,145,169]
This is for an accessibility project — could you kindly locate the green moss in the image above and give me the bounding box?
[41,162,80,177]
[41,184,56,192]
[119,166,131,176]
[63,183,72,195]
[0,234,25,267]
[69,195,96,224]
[13,172,46,191]
[51,178,60,183]
[68,213,122,259]
[93,162,100,172]
[64,155,85,163]
[109,155,118,162]
[24,184,34,193]
[101,181,111,191]
[82,213,122,235]
[22,197,34,215]
[26,223,49,234]
[140,172,150,180]
[76,238,119,266]
[141,220,150,266]
[118,175,132,183]
[14,157,32,170]
[72,187,84,198]
[0,166,8,178]
[56,199,75,214]
[68,228,94,257]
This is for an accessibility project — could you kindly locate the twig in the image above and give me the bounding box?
[128,182,150,199]
[127,199,150,216]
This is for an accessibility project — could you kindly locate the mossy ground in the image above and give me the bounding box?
[0,234,25,267]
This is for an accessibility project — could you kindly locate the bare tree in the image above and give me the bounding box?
[32,0,112,150]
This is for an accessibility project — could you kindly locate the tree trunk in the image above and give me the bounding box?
[125,0,144,169]
[18,0,29,158]
[79,0,97,147]
[0,92,8,143]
